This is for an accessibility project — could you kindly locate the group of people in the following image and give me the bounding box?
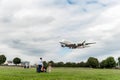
[36,57,52,73]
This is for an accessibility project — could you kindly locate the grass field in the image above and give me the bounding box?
[0,66,120,80]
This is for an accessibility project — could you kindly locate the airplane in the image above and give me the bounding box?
[59,40,96,49]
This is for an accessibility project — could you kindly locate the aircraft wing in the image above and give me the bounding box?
[85,42,96,45]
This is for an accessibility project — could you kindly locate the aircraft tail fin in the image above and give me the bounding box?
[82,40,86,44]
[82,40,86,48]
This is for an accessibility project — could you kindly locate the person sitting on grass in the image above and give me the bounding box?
[41,66,47,72]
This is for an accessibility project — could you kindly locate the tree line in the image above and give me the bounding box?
[0,55,21,65]
[45,57,119,68]
[0,54,120,68]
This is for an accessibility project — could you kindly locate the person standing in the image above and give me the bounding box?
[37,57,43,73]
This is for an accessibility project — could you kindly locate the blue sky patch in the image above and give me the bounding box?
[67,0,76,5]
[86,1,98,4]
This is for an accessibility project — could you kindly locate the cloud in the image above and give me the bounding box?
[0,0,120,64]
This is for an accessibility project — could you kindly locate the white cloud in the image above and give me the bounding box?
[0,0,120,64]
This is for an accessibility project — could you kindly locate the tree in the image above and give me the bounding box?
[100,60,107,68]
[56,62,64,67]
[87,57,99,68]
[118,57,120,67]
[79,61,86,67]
[100,57,116,68]
[13,57,21,65]
[0,55,6,65]
[64,62,72,67]
[105,57,116,68]
[64,62,77,67]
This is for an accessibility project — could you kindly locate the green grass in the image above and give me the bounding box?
[0,66,120,80]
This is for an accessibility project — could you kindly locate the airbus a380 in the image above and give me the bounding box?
[59,40,96,49]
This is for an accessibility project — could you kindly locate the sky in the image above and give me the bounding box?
[0,0,120,64]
